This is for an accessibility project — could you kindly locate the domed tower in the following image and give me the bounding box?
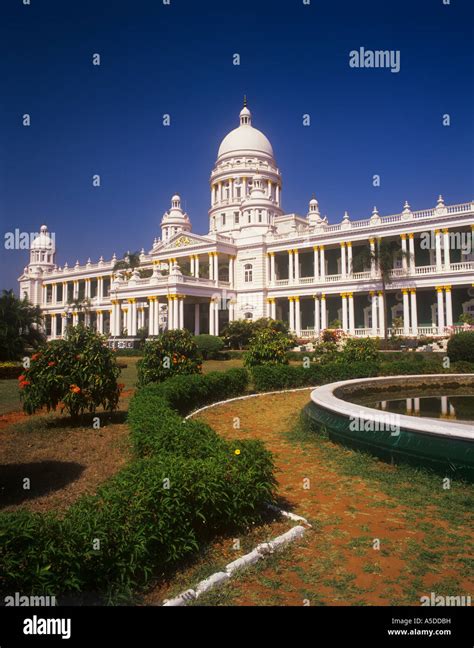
[18,225,56,305]
[160,194,191,242]
[307,196,322,226]
[29,225,56,270]
[209,99,283,235]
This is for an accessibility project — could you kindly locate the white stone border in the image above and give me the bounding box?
[311,374,474,441]
[162,388,316,606]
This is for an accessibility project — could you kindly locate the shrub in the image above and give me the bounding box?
[447,331,474,364]
[137,329,201,386]
[451,360,474,373]
[341,338,379,364]
[244,329,290,367]
[193,334,224,360]
[19,326,121,418]
[321,329,342,343]
[221,320,254,349]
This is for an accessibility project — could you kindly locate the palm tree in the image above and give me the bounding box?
[352,239,412,340]
[113,251,141,279]
[0,289,45,360]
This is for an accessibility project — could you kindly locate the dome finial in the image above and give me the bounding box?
[243,94,247,108]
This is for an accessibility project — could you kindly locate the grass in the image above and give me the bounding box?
[188,390,474,606]
[0,379,21,415]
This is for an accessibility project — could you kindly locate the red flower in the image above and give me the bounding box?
[70,384,81,394]
[18,374,25,382]
[19,380,30,389]
[31,353,40,361]
[117,383,125,391]
[48,361,56,367]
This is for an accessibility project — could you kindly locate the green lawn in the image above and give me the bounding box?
[0,380,21,415]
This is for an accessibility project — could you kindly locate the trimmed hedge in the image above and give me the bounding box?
[447,331,474,364]
[0,362,23,379]
[0,368,274,600]
[193,334,225,360]
[251,360,379,392]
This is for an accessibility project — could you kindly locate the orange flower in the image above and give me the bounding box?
[70,384,81,394]
[19,380,30,389]
[118,383,125,391]
[31,353,40,361]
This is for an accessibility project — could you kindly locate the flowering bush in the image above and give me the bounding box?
[243,329,290,367]
[19,326,121,418]
[137,329,201,386]
[340,337,379,364]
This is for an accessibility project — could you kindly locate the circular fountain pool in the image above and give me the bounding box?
[306,374,474,480]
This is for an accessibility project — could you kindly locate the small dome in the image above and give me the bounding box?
[31,225,55,251]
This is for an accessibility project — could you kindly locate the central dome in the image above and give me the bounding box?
[217,104,274,159]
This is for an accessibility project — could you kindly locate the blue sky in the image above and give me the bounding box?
[1,0,473,291]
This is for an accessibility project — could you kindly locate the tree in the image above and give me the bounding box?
[353,239,411,340]
[221,320,254,349]
[0,290,45,361]
[244,329,291,367]
[113,251,152,280]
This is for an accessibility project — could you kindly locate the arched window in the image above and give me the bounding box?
[244,263,253,283]
[244,311,253,320]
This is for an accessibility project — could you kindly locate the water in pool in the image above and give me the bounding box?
[363,395,474,422]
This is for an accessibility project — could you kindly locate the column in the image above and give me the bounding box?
[348,292,355,334]
[61,313,67,337]
[209,300,214,335]
[371,291,378,336]
[402,289,410,335]
[288,250,294,283]
[436,287,445,332]
[400,234,408,272]
[288,297,295,332]
[369,239,376,277]
[85,278,91,299]
[130,298,137,336]
[340,243,347,278]
[217,182,222,203]
[266,253,271,284]
[271,298,276,320]
[229,178,234,201]
[179,296,184,329]
[445,285,453,327]
[313,246,319,280]
[276,184,280,204]
[194,303,200,335]
[168,295,174,330]
[72,311,79,326]
[435,230,442,271]
[73,280,79,299]
[214,253,219,284]
[111,301,118,336]
[173,295,179,330]
[190,256,195,276]
[97,310,104,334]
[314,295,320,335]
[270,252,276,284]
[294,249,300,282]
[51,314,57,339]
[320,294,327,329]
[443,229,450,269]
[195,255,200,278]
[267,179,272,198]
[320,246,326,281]
[52,283,58,305]
[378,291,385,336]
[229,256,234,287]
[214,298,219,336]
[294,296,301,335]
[242,177,247,197]
[208,253,214,281]
[408,233,416,274]
[347,242,353,277]
[154,298,160,335]
[148,297,155,336]
[98,277,104,302]
[410,289,418,335]
[62,282,67,304]
[341,293,348,332]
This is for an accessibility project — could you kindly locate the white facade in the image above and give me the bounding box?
[18,102,474,340]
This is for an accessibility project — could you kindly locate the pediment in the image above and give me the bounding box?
[150,231,214,254]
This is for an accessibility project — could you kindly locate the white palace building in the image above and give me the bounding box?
[19,102,474,342]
